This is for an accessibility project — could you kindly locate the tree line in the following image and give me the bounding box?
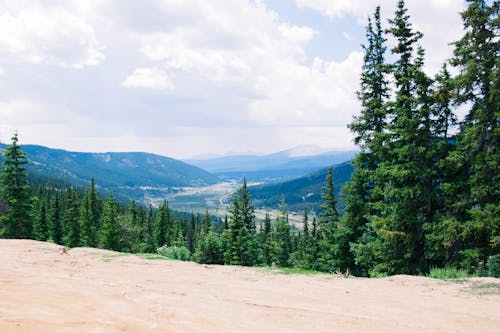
[0,0,498,277]
[0,133,333,270]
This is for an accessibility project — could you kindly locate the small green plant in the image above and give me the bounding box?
[486,255,500,278]
[157,245,191,261]
[428,266,474,279]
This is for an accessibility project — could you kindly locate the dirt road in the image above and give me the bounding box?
[1,240,498,332]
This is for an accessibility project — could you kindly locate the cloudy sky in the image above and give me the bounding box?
[0,0,466,159]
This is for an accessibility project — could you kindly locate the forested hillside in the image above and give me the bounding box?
[0,144,219,201]
[250,162,354,212]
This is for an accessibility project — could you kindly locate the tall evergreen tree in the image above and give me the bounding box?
[33,199,49,241]
[100,193,120,251]
[63,187,81,247]
[317,168,339,272]
[448,0,499,268]
[80,178,100,247]
[274,199,291,267]
[50,195,63,244]
[224,179,259,266]
[366,0,431,275]
[0,133,34,238]
[143,204,155,252]
[154,200,169,248]
[343,8,389,276]
[260,212,274,266]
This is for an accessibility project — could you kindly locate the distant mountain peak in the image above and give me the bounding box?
[285,145,329,158]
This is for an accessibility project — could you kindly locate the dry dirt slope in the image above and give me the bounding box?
[0,240,499,333]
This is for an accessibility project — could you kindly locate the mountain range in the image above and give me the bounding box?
[0,143,356,211]
[0,144,219,201]
[185,146,357,182]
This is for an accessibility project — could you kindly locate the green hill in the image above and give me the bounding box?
[249,162,354,213]
[0,144,220,202]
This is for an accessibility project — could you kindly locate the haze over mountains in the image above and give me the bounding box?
[185,145,357,182]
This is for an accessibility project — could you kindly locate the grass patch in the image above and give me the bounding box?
[467,282,500,296]
[102,252,131,262]
[135,253,170,260]
[264,266,324,275]
[428,266,475,280]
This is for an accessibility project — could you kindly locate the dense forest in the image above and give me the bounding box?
[0,0,498,277]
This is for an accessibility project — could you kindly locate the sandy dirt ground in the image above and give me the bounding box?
[1,240,499,333]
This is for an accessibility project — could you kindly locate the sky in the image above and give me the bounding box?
[0,0,466,159]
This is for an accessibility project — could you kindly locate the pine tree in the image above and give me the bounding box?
[344,6,390,276]
[100,193,120,251]
[317,168,339,272]
[448,0,499,269]
[50,195,63,244]
[274,199,291,267]
[0,133,34,238]
[80,178,100,247]
[33,199,49,241]
[193,225,224,264]
[154,200,169,248]
[260,212,274,266]
[224,179,259,266]
[63,187,81,247]
[365,0,431,275]
[143,204,155,252]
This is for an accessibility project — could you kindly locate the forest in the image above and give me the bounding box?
[0,0,498,277]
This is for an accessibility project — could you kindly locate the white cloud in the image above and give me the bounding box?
[248,51,363,126]
[122,67,174,91]
[296,0,466,74]
[0,3,105,68]
[0,0,469,158]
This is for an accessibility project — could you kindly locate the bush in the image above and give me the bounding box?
[486,255,500,278]
[157,245,191,261]
[428,266,473,279]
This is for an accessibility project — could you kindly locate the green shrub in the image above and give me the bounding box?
[428,266,473,279]
[486,255,500,278]
[157,245,191,261]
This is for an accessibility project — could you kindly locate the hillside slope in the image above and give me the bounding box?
[1,240,499,333]
[0,144,219,201]
[250,162,354,212]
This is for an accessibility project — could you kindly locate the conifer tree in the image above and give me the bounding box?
[448,0,499,268]
[224,179,259,266]
[143,204,155,252]
[274,199,291,267]
[33,200,49,241]
[261,212,274,266]
[193,225,224,264]
[81,178,100,247]
[63,187,81,247]
[364,0,431,275]
[154,200,169,248]
[100,193,120,251]
[317,168,339,272]
[344,5,390,276]
[0,133,34,238]
[50,195,63,244]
